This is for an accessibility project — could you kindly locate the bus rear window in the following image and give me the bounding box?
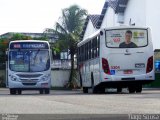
[106,29,148,48]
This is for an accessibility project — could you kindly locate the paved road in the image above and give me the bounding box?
[0,88,160,114]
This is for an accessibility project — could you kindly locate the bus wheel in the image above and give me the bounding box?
[83,87,88,93]
[10,89,16,95]
[136,85,142,93]
[99,87,105,94]
[91,72,97,94]
[117,87,122,93]
[44,89,50,94]
[128,86,136,93]
[39,89,43,94]
[18,89,22,95]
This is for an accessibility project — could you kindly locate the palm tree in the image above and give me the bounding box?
[51,5,87,88]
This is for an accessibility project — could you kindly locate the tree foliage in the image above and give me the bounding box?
[47,5,87,88]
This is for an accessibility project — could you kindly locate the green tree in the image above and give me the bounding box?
[50,5,87,88]
[9,33,32,40]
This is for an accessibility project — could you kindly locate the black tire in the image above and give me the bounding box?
[136,85,142,93]
[128,86,136,93]
[83,87,88,93]
[91,72,97,94]
[18,89,22,95]
[99,87,105,94]
[10,89,16,95]
[117,87,122,93]
[39,89,43,94]
[44,89,50,94]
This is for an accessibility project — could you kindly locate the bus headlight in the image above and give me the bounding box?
[41,74,50,81]
[10,75,18,81]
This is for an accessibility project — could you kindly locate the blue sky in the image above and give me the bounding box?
[0,0,105,35]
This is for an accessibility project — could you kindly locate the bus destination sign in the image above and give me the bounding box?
[10,42,49,49]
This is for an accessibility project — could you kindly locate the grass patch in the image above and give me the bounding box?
[144,73,160,88]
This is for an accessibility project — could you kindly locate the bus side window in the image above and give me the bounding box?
[80,46,82,62]
[83,45,85,61]
[97,36,100,57]
[86,43,88,60]
[87,42,89,60]
[78,47,80,62]
[94,37,97,58]
[92,37,97,58]
[85,43,88,61]
[92,39,94,58]
[82,45,85,62]
[89,41,91,59]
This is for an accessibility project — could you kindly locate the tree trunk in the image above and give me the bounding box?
[68,52,74,88]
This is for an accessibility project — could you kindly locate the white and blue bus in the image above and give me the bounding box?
[77,26,154,93]
[7,40,51,94]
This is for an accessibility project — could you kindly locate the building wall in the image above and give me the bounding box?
[83,20,97,40]
[101,7,115,28]
[123,0,160,49]
[146,0,160,49]
[124,0,146,26]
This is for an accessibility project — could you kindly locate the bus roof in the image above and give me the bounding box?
[78,26,149,47]
[103,26,148,30]
[9,40,49,43]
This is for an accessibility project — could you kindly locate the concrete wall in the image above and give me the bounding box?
[51,69,70,87]
[51,69,80,87]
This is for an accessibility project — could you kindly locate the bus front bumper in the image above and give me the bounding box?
[8,80,51,89]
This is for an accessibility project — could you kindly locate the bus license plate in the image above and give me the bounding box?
[124,70,133,74]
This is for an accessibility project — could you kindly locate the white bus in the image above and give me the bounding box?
[77,26,154,93]
[7,40,51,94]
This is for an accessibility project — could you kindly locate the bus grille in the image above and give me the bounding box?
[22,83,37,86]
[16,74,43,78]
[20,79,39,81]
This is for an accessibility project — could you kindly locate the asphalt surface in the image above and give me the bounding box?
[0,88,160,114]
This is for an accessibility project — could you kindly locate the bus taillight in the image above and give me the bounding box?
[146,56,153,73]
[102,58,110,74]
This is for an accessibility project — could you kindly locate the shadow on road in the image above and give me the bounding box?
[0,88,159,97]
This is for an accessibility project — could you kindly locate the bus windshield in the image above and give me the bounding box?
[9,50,50,72]
[106,29,148,48]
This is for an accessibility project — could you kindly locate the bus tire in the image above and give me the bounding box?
[10,89,16,95]
[128,86,136,93]
[99,87,105,94]
[39,89,43,94]
[18,89,22,95]
[117,87,122,93]
[44,89,50,94]
[91,72,97,94]
[83,87,88,93]
[136,85,142,93]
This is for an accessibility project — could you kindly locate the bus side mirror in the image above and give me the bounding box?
[100,31,103,36]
